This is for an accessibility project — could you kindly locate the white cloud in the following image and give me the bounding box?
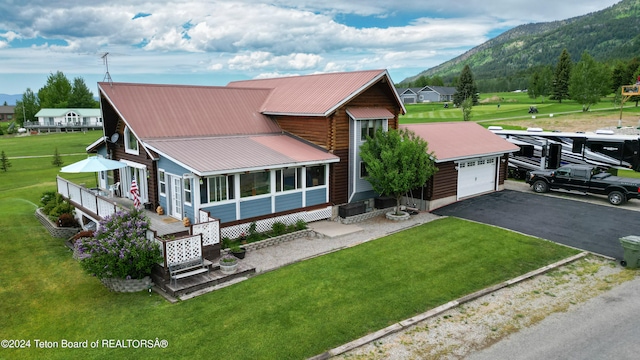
[0,0,622,93]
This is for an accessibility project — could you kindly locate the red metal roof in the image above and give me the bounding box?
[98,82,281,139]
[144,134,339,176]
[346,107,395,120]
[228,70,404,116]
[400,122,519,162]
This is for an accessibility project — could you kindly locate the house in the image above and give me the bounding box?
[397,86,456,103]
[400,122,519,211]
[26,108,103,132]
[0,105,15,122]
[93,69,405,229]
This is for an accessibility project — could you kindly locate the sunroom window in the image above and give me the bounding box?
[276,168,302,192]
[306,165,325,187]
[200,175,235,203]
[240,171,270,198]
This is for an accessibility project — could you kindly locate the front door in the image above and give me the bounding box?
[171,176,182,219]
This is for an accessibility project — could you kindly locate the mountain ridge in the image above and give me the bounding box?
[400,0,640,89]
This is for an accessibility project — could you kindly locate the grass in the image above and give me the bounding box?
[0,130,580,359]
[400,92,640,127]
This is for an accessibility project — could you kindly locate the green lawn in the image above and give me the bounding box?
[400,92,640,125]
[0,132,580,360]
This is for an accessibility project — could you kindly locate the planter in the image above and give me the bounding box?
[100,276,152,292]
[339,202,366,218]
[375,197,396,209]
[231,249,246,259]
[35,208,81,239]
[219,262,238,274]
[385,211,410,222]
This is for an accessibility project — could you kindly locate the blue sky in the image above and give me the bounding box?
[0,0,621,95]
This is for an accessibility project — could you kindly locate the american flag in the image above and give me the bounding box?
[130,179,141,209]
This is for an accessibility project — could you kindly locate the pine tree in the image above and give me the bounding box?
[552,49,572,103]
[52,147,64,167]
[0,151,11,172]
[453,65,478,106]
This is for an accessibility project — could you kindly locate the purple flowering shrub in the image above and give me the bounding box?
[77,209,162,279]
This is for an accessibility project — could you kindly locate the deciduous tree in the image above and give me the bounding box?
[14,88,39,126]
[360,128,438,215]
[569,51,610,111]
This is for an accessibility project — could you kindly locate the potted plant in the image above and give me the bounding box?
[219,253,238,274]
[229,243,246,259]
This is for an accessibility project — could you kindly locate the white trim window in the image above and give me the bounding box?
[183,178,192,205]
[276,168,302,192]
[124,126,139,155]
[240,171,270,198]
[360,119,385,141]
[306,165,326,187]
[158,170,166,196]
[200,175,235,203]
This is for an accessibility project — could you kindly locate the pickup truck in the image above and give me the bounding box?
[526,164,640,205]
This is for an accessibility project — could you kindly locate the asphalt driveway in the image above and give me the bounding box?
[432,189,640,259]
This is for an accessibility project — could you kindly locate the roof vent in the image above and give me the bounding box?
[527,127,543,132]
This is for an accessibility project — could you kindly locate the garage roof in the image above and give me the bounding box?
[400,122,519,162]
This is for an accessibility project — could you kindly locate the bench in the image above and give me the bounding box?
[168,258,209,287]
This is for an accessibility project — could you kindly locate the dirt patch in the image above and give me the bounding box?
[494,112,640,133]
[336,256,636,360]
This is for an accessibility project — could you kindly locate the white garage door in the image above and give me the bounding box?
[457,158,497,199]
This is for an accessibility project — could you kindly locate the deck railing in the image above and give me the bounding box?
[57,176,118,220]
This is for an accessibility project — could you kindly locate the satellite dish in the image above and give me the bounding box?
[110,133,120,143]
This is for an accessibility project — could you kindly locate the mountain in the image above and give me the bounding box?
[0,94,21,106]
[400,0,640,90]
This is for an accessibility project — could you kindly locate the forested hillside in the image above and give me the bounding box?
[400,0,640,91]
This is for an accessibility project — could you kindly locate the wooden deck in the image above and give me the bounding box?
[152,260,256,299]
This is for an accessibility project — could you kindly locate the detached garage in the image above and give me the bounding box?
[400,122,519,211]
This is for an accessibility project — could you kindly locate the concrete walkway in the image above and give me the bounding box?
[241,211,441,274]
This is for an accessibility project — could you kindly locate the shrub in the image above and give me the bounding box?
[272,221,286,236]
[41,192,75,221]
[57,213,79,228]
[295,219,307,231]
[77,209,162,279]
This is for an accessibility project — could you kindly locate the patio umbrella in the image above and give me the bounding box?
[60,156,127,173]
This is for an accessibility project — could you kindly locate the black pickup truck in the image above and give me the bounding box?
[526,164,640,205]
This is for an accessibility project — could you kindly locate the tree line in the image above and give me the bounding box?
[13,71,99,127]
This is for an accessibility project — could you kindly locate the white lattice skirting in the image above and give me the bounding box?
[221,206,332,239]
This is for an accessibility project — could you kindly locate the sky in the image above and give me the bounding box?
[0,0,622,95]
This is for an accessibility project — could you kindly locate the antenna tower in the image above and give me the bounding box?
[101,52,113,84]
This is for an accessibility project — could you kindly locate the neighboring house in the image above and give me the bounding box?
[0,105,15,122]
[93,69,405,226]
[397,88,422,104]
[27,108,103,131]
[400,122,519,211]
[397,86,456,103]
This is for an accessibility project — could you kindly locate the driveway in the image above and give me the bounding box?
[432,188,640,259]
